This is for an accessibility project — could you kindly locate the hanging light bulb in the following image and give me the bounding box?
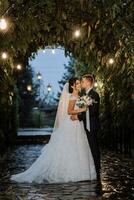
[74,29,81,38]
[0,18,8,30]
[1,52,8,59]
[27,85,32,91]
[108,58,114,64]
[94,82,98,87]
[16,64,22,70]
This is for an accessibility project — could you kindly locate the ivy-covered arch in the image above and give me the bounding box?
[0,0,132,63]
[0,0,134,154]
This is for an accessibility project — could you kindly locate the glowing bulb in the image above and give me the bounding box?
[94,82,98,87]
[1,52,8,59]
[99,82,103,88]
[52,49,55,54]
[27,85,32,91]
[74,30,81,38]
[37,72,42,80]
[47,84,52,92]
[43,50,46,53]
[16,64,22,70]
[108,58,114,64]
[0,18,8,30]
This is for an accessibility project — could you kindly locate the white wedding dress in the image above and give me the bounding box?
[11,83,96,183]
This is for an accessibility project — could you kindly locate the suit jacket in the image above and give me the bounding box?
[78,89,100,132]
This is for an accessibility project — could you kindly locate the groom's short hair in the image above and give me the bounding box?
[82,74,94,84]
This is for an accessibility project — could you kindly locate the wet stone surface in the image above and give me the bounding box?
[0,144,134,200]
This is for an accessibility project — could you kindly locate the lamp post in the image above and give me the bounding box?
[47,84,52,93]
[37,72,42,128]
[37,72,42,80]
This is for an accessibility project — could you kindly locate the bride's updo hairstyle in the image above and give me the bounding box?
[69,77,79,93]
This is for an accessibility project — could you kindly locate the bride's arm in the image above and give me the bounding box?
[68,100,86,115]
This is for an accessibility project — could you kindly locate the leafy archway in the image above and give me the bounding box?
[0,0,134,153]
[0,1,133,64]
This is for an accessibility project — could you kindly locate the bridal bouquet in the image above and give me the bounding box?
[76,95,97,108]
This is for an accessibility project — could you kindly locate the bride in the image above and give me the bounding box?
[11,77,96,183]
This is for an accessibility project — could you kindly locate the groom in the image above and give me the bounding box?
[71,74,101,180]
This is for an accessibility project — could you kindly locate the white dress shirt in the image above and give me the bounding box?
[86,87,93,132]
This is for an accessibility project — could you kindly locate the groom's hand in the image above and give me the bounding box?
[70,115,78,121]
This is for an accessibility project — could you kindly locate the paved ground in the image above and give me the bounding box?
[0,144,134,200]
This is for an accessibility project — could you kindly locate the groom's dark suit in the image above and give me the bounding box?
[78,89,101,179]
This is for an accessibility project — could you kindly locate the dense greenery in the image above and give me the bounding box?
[0,0,134,154]
[0,60,18,155]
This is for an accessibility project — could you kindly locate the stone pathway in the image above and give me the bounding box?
[0,144,134,200]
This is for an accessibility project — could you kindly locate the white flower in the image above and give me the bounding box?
[76,95,97,108]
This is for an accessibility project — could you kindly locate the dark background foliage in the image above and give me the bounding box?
[0,0,133,155]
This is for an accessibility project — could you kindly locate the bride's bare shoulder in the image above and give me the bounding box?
[69,95,78,101]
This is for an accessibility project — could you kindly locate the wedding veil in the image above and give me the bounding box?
[41,83,70,153]
[53,83,70,131]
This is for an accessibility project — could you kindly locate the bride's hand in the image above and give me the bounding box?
[80,107,87,112]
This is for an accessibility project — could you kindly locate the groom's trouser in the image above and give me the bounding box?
[86,130,101,174]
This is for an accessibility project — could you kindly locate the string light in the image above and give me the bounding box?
[52,49,55,54]
[1,52,8,59]
[94,82,98,87]
[108,58,114,64]
[74,29,81,38]
[0,18,8,30]
[16,64,22,70]
[27,85,32,91]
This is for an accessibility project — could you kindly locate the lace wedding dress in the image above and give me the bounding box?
[11,83,96,183]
